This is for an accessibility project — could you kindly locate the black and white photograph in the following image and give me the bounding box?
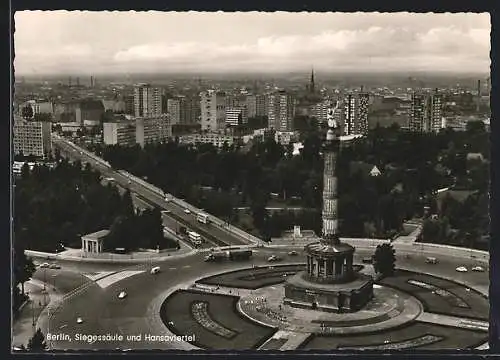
[11,11,491,352]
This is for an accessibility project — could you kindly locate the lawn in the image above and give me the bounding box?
[378,270,488,321]
[300,322,487,350]
[196,265,305,289]
[160,289,277,350]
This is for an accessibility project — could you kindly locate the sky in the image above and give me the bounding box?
[14,11,491,75]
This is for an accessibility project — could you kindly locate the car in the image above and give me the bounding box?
[128,180,132,184]
[39,263,50,268]
[164,197,170,202]
[118,291,127,299]
[472,266,485,272]
[288,251,298,256]
[161,210,171,214]
[268,255,282,262]
[184,209,191,214]
[456,266,468,273]
[150,266,161,274]
[49,264,61,269]
[76,317,83,324]
[425,257,439,264]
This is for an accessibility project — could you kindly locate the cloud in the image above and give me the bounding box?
[110,26,490,73]
[13,12,490,74]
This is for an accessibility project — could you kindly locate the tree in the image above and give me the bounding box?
[373,243,396,277]
[21,105,34,120]
[27,328,47,351]
[13,239,35,295]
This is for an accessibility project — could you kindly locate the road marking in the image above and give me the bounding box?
[83,271,116,282]
[169,267,177,270]
[182,265,191,269]
[59,324,67,329]
[96,270,145,289]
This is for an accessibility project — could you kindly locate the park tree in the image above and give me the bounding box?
[13,239,35,295]
[27,328,47,351]
[373,243,396,277]
[21,105,34,120]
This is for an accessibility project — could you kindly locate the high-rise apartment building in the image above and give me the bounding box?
[13,117,52,158]
[267,91,296,132]
[200,90,226,132]
[167,96,200,125]
[408,93,427,132]
[225,107,248,127]
[428,91,443,133]
[246,95,257,118]
[134,83,163,118]
[408,90,443,133]
[343,93,369,135]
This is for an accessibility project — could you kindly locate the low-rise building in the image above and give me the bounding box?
[103,121,136,146]
[178,133,240,148]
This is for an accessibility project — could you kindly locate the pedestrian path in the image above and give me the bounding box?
[277,331,311,350]
[12,280,63,349]
[417,312,489,331]
[95,270,145,289]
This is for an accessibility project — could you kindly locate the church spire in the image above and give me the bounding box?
[310,67,315,93]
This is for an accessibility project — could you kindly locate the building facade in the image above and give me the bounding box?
[103,122,136,146]
[13,118,52,158]
[178,133,240,148]
[344,93,369,136]
[408,91,443,133]
[200,90,226,132]
[76,99,105,126]
[135,115,172,147]
[134,83,163,118]
[267,91,296,132]
[225,107,248,127]
[167,96,200,125]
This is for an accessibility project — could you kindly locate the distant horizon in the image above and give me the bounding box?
[14,12,490,75]
[16,70,490,79]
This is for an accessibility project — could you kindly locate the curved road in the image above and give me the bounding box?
[44,247,489,350]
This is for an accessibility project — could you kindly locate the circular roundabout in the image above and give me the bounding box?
[160,263,489,350]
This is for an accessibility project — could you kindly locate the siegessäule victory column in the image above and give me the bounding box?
[284,101,374,313]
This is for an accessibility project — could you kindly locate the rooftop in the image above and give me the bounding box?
[82,229,110,240]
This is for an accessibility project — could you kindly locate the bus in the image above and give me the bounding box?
[197,213,209,224]
[187,231,202,246]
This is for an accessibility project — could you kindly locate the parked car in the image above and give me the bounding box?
[118,291,127,299]
[184,209,191,214]
[456,266,468,273]
[288,251,298,256]
[39,263,50,268]
[161,210,171,215]
[49,264,61,269]
[472,266,485,272]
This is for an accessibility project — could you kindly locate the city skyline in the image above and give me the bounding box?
[14,11,490,76]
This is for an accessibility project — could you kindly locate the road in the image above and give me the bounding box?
[53,136,249,248]
[44,247,489,350]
